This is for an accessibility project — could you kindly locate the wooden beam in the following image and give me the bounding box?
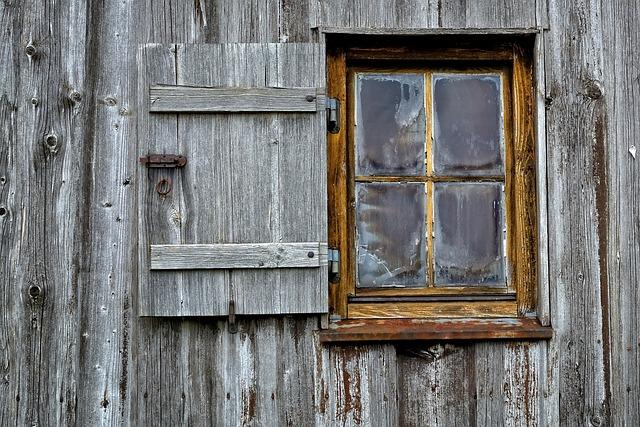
[148,85,326,112]
[318,318,553,343]
[348,301,518,318]
[319,26,542,36]
[150,242,328,270]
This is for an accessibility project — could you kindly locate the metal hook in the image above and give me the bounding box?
[155,177,172,196]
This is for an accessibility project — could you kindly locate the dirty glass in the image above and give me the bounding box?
[433,182,505,286]
[432,74,503,176]
[356,183,426,287]
[355,73,426,176]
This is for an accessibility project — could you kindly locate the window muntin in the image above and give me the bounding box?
[352,68,509,290]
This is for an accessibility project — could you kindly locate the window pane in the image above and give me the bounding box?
[356,183,426,288]
[433,182,505,286]
[356,73,426,176]
[433,74,503,176]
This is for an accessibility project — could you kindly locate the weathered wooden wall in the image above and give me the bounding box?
[1,0,638,425]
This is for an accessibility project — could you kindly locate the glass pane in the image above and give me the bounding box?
[356,183,426,288]
[433,74,503,176]
[433,182,505,286]
[356,73,426,176]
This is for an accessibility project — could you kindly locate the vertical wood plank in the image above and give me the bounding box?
[316,344,398,426]
[8,0,90,425]
[474,343,505,426]
[545,0,611,424]
[76,1,139,424]
[0,2,20,424]
[175,43,233,316]
[271,43,328,314]
[137,44,182,316]
[397,344,476,426]
[601,0,640,424]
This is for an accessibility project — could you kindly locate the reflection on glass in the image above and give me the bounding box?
[356,183,426,288]
[356,73,426,176]
[433,74,503,176]
[433,182,505,286]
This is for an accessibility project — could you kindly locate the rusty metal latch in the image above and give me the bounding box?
[328,247,340,282]
[326,98,340,134]
[139,154,187,168]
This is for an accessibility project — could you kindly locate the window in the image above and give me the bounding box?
[323,33,551,341]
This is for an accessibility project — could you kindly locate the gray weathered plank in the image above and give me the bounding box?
[0,2,20,424]
[397,344,476,426]
[5,0,90,425]
[150,242,327,269]
[601,0,640,424]
[545,0,611,424]
[534,31,551,327]
[312,0,539,29]
[149,85,325,112]
[137,44,188,318]
[75,0,139,425]
[315,343,399,426]
[320,26,541,35]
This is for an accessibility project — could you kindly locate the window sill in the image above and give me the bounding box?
[318,318,552,343]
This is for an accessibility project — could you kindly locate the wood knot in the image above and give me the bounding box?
[0,206,7,217]
[28,284,41,298]
[30,97,39,107]
[103,96,117,106]
[584,79,603,100]
[0,176,6,185]
[25,43,37,58]
[68,90,82,104]
[44,133,60,153]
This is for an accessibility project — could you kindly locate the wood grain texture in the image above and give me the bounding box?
[397,343,476,426]
[0,0,89,425]
[312,0,539,29]
[2,0,640,426]
[314,342,399,426]
[601,0,640,424]
[319,318,552,342]
[136,316,320,426]
[149,85,325,112]
[150,242,327,269]
[545,0,611,424]
[348,301,518,319]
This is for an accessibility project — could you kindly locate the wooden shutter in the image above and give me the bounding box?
[137,44,327,316]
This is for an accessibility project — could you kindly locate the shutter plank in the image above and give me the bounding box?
[149,85,325,112]
[137,44,186,316]
[151,242,328,270]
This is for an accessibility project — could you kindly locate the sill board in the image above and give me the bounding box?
[318,318,552,343]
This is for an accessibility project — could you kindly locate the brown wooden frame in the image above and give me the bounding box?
[325,35,544,340]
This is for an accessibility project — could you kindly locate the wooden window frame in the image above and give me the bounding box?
[322,32,551,342]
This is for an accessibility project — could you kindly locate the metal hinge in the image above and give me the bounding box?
[139,154,187,168]
[326,98,340,134]
[328,247,340,282]
[228,300,238,334]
